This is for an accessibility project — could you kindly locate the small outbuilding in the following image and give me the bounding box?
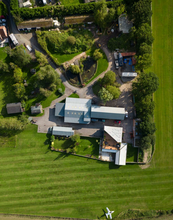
[6,103,23,114]
[23,0,32,7]
[55,103,65,117]
[52,126,74,137]
[17,18,53,30]
[31,104,43,114]
[118,14,133,34]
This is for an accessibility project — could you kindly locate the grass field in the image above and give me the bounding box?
[60,0,83,5]
[0,1,173,219]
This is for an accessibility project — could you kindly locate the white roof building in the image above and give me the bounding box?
[23,1,32,7]
[52,126,74,137]
[102,126,127,165]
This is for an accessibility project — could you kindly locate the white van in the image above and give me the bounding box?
[26,45,32,52]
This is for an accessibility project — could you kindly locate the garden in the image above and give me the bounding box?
[0,46,64,119]
[51,134,100,158]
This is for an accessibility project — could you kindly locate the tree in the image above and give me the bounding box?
[13,83,25,99]
[98,87,113,104]
[132,72,159,98]
[106,8,115,24]
[71,134,80,143]
[94,0,108,31]
[0,60,9,73]
[106,85,120,99]
[13,67,23,83]
[130,0,152,27]
[0,1,7,15]
[140,135,151,150]
[136,23,154,45]
[18,114,29,127]
[102,71,116,86]
[9,45,31,68]
[66,36,76,45]
[69,65,80,75]
[35,50,48,66]
[93,49,103,61]
[135,95,155,117]
[36,65,60,89]
[138,43,152,55]
[39,88,52,97]
[140,120,156,136]
[136,53,152,70]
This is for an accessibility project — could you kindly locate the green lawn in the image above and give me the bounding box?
[52,52,81,64]
[126,144,138,162]
[54,136,99,157]
[0,1,173,219]
[60,0,83,5]
[86,48,108,85]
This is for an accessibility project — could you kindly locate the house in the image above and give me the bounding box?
[52,126,74,137]
[118,14,133,34]
[6,103,23,114]
[31,104,42,114]
[102,126,127,165]
[0,26,7,41]
[17,18,53,31]
[55,98,126,124]
[23,0,32,7]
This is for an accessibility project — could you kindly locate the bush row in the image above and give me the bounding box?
[11,0,123,20]
[10,0,19,10]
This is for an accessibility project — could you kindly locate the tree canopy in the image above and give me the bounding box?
[106,85,120,99]
[98,87,113,104]
[102,71,116,86]
[13,67,23,83]
[35,50,48,66]
[13,83,25,99]
[93,49,103,61]
[69,65,80,75]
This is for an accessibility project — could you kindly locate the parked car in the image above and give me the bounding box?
[2,23,6,26]
[115,60,119,69]
[2,19,6,22]
[91,119,98,122]
[26,45,32,52]
[114,52,118,60]
[98,119,105,122]
[125,111,128,118]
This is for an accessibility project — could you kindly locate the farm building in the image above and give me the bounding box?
[6,103,23,114]
[118,14,133,34]
[55,98,126,124]
[65,15,94,25]
[52,126,74,137]
[31,104,42,114]
[102,126,127,165]
[91,105,125,121]
[17,18,53,30]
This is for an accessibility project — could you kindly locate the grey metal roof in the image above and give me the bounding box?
[6,103,22,114]
[118,14,133,34]
[31,105,42,114]
[52,126,74,137]
[55,103,65,117]
[115,143,127,165]
[64,98,91,124]
[104,126,123,143]
[91,105,125,120]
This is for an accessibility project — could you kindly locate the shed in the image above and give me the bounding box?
[0,26,7,40]
[52,126,74,137]
[31,104,42,114]
[65,15,94,25]
[55,103,65,117]
[17,18,53,30]
[115,143,127,165]
[91,105,125,120]
[6,103,23,114]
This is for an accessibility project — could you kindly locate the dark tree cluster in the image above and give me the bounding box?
[132,72,159,149]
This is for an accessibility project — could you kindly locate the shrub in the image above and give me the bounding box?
[70,65,80,75]
[93,49,103,61]
[13,67,23,83]
[106,85,120,99]
[40,88,52,97]
[102,71,116,86]
[66,36,76,45]
[50,135,55,142]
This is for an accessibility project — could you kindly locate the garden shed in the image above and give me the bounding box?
[52,126,74,137]
[6,103,23,114]
[65,15,94,25]
[31,104,42,114]
[118,14,133,33]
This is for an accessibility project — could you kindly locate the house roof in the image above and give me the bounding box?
[118,14,133,33]
[6,103,22,114]
[104,126,123,143]
[64,98,91,124]
[31,105,42,114]
[115,143,127,165]
[65,15,94,25]
[0,26,7,39]
[55,103,65,117]
[91,105,125,120]
[121,52,136,57]
[52,126,74,136]
[17,18,53,29]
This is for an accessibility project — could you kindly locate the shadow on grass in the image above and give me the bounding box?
[97,209,106,219]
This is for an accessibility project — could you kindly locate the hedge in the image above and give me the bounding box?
[10,0,19,10]
[12,0,123,20]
